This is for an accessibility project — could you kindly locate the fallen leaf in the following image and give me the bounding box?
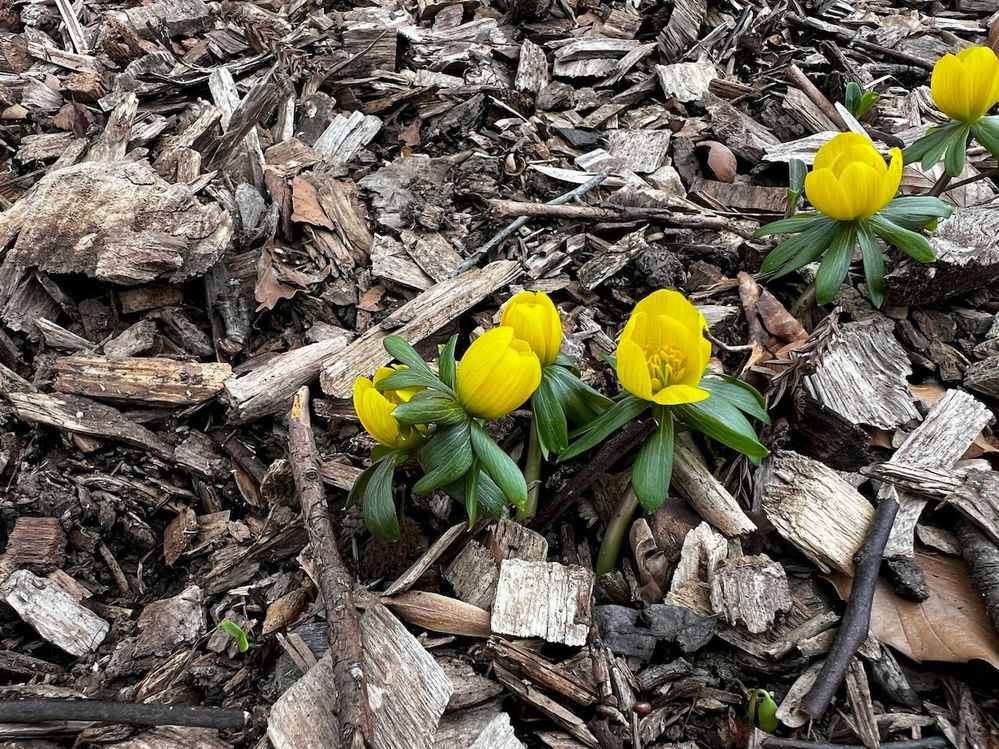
[698,140,738,183]
[828,550,999,669]
[255,251,298,311]
[358,285,386,312]
[290,176,334,230]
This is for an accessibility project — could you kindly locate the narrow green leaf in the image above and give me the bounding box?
[545,364,613,425]
[560,394,649,462]
[533,376,569,455]
[699,376,770,424]
[675,398,769,463]
[347,461,379,508]
[868,215,935,263]
[972,117,999,157]
[857,91,880,118]
[878,196,953,230]
[377,368,451,395]
[903,123,961,167]
[414,422,473,493]
[393,391,466,426]
[943,125,970,177]
[631,413,675,513]
[445,471,507,520]
[754,213,825,238]
[760,219,839,277]
[464,458,479,526]
[814,224,856,305]
[438,335,458,390]
[470,421,528,510]
[362,456,400,541]
[845,82,861,116]
[856,222,885,308]
[382,335,435,376]
[788,159,807,193]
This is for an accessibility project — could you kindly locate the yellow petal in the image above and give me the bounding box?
[499,290,562,365]
[932,52,972,122]
[630,289,707,343]
[958,46,999,121]
[651,384,710,406]
[373,364,421,404]
[353,377,404,448]
[813,133,875,172]
[838,161,883,219]
[805,168,854,221]
[457,327,541,419]
[879,148,903,211]
[615,335,653,400]
[652,312,705,388]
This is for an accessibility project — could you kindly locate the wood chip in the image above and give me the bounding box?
[491,560,593,646]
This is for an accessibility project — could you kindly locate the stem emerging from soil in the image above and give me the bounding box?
[518,415,542,519]
[595,483,639,575]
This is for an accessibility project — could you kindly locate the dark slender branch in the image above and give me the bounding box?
[927,172,951,197]
[800,493,900,717]
[0,699,246,729]
[289,387,371,749]
[762,738,947,749]
[944,167,999,192]
[530,419,654,531]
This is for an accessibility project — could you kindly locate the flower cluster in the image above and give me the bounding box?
[757,46,999,306]
[351,289,769,560]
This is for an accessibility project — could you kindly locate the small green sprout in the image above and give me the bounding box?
[220,619,252,652]
[845,82,880,120]
[746,688,779,732]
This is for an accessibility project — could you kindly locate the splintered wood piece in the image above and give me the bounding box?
[320,260,520,398]
[756,450,874,574]
[163,506,198,566]
[709,554,792,634]
[384,523,467,597]
[491,560,594,646]
[948,468,999,545]
[1,570,109,656]
[486,638,598,707]
[658,0,706,60]
[434,701,523,749]
[5,391,174,459]
[884,389,992,559]
[656,62,717,102]
[468,712,524,749]
[487,518,549,562]
[4,517,66,569]
[577,230,647,292]
[845,658,880,749]
[0,161,232,285]
[116,0,211,37]
[224,336,349,422]
[53,355,232,407]
[665,522,727,614]
[445,540,499,609]
[804,319,920,430]
[963,355,999,399]
[493,663,598,748]
[516,39,549,94]
[268,603,453,749]
[672,433,756,537]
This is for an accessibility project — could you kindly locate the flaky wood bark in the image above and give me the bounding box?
[288,387,371,749]
[672,432,756,537]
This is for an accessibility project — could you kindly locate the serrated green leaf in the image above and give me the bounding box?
[533,376,568,455]
[675,398,769,463]
[393,391,466,426]
[760,219,839,277]
[438,335,458,389]
[363,455,399,541]
[814,224,856,304]
[444,470,507,520]
[972,117,999,157]
[944,124,970,177]
[414,422,473,493]
[220,620,250,652]
[470,421,528,510]
[383,335,435,376]
[560,394,649,462]
[868,215,935,263]
[631,412,675,512]
[857,222,885,308]
[877,196,953,230]
[699,375,770,424]
[754,213,825,238]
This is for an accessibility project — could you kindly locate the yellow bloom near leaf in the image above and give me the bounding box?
[804,133,902,221]
[457,327,542,420]
[931,46,999,124]
[499,290,563,366]
[616,290,710,405]
[353,366,422,450]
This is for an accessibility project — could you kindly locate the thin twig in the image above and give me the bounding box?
[944,167,999,192]
[761,738,947,749]
[289,387,371,749]
[786,14,933,70]
[0,699,247,730]
[785,65,849,131]
[485,199,741,234]
[530,419,654,531]
[927,172,951,197]
[451,166,615,276]
[799,491,900,718]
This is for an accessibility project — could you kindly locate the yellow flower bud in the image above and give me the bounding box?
[352,366,422,450]
[499,290,563,366]
[456,327,542,420]
[616,290,710,405]
[804,133,902,221]
[931,46,999,124]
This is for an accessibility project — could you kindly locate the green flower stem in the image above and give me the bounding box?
[517,415,542,519]
[928,171,952,197]
[595,482,639,576]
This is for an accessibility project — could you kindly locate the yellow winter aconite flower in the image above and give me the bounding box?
[616,290,710,405]
[804,133,902,221]
[352,366,422,449]
[931,46,999,124]
[499,290,563,366]
[456,327,542,420]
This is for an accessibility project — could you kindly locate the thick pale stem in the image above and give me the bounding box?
[518,415,542,519]
[595,483,639,575]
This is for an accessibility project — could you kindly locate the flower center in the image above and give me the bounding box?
[645,345,685,390]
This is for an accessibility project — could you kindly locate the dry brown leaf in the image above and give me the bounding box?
[385,591,492,638]
[290,176,334,230]
[255,251,298,311]
[698,140,738,183]
[829,551,999,669]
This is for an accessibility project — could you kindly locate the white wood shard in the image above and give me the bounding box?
[656,62,717,102]
[1,569,109,656]
[709,554,793,634]
[883,389,992,559]
[491,560,594,647]
[672,432,757,537]
[469,712,525,749]
[756,451,874,574]
[665,522,727,614]
[268,603,453,749]
[313,111,382,165]
[804,319,920,430]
